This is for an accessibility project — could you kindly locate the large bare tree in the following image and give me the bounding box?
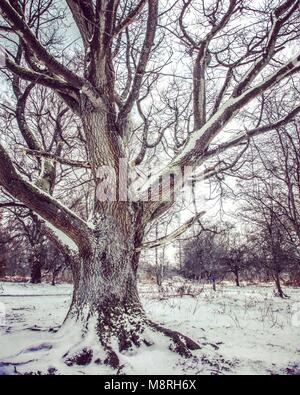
[0,0,300,370]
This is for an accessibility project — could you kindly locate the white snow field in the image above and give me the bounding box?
[0,281,299,375]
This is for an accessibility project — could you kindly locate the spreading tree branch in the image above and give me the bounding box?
[0,143,92,253]
[138,211,205,251]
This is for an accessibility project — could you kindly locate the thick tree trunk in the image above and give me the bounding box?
[51,267,62,286]
[55,102,200,371]
[29,215,46,284]
[68,215,143,327]
[155,265,163,287]
[30,248,42,284]
[59,211,199,370]
[235,269,240,287]
[30,261,42,284]
[274,271,286,298]
[212,279,216,292]
[0,258,6,278]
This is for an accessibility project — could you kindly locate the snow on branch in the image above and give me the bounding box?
[0,0,83,88]
[23,149,91,169]
[172,53,300,168]
[5,57,76,93]
[137,211,206,251]
[0,143,92,253]
[204,104,300,160]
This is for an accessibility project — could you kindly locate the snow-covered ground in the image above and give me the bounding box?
[0,281,299,375]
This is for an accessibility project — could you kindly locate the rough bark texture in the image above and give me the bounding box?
[30,259,42,284]
[61,206,200,370]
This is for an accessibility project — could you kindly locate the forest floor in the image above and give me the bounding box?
[0,280,300,375]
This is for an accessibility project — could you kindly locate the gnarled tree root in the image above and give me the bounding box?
[1,318,201,375]
[149,321,201,358]
[62,319,201,372]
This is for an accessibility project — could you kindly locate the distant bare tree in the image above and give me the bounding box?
[241,192,294,297]
[182,230,227,290]
[222,241,247,287]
